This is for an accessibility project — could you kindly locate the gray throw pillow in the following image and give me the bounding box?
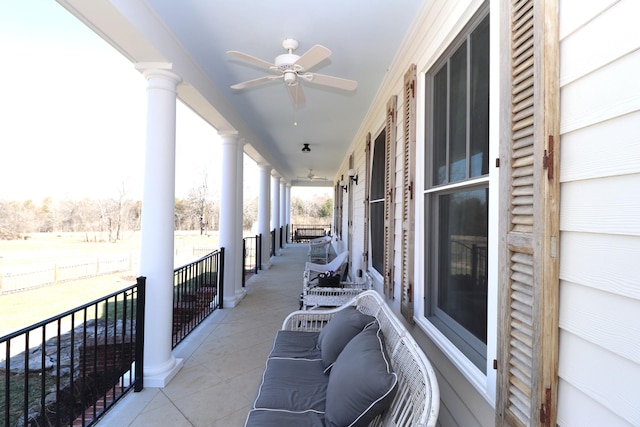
[324,324,398,427]
[317,306,375,371]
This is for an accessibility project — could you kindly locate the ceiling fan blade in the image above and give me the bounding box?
[288,83,306,105]
[294,45,331,71]
[305,73,358,91]
[227,50,275,70]
[230,75,280,90]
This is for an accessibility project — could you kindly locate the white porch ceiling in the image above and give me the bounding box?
[58,0,423,186]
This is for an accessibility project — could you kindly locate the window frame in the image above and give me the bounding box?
[416,3,497,397]
[369,128,386,276]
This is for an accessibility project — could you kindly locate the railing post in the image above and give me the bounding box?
[242,239,247,288]
[270,229,275,256]
[218,247,225,309]
[257,234,262,271]
[134,276,146,392]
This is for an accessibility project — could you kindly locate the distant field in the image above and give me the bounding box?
[0,231,220,337]
[0,230,219,265]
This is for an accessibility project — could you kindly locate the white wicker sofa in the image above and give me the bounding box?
[245,290,439,427]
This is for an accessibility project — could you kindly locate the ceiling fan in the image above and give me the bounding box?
[227,38,358,105]
[297,169,328,181]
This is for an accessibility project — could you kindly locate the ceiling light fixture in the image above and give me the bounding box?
[302,143,311,153]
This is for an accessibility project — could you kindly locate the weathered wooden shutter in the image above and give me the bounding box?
[383,96,397,299]
[333,181,341,238]
[363,133,371,270]
[401,65,417,321]
[496,0,560,426]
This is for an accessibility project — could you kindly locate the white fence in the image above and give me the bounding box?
[0,246,220,294]
[0,255,137,294]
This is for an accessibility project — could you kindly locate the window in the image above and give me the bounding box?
[424,12,490,372]
[370,129,386,275]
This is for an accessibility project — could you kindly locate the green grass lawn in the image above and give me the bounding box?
[0,231,219,337]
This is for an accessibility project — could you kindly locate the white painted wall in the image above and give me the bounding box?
[557,1,640,425]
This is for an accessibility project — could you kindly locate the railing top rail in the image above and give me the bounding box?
[173,249,220,271]
[0,282,139,342]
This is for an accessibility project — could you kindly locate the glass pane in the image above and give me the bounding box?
[449,43,467,182]
[470,14,490,178]
[437,188,488,343]
[432,65,448,185]
[370,130,386,200]
[370,201,384,274]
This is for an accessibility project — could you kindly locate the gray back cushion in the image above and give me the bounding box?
[317,306,375,370]
[324,324,398,427]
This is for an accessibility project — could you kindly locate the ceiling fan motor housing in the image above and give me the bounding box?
[283,70,297,85]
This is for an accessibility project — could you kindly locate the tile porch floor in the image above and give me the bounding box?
[97,243,310,426]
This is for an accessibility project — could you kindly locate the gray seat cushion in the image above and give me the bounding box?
[253,358,329,412]
[317,306,375,371]
[269,330,321,359]
[244,408,325,427]
[325,323,398,427]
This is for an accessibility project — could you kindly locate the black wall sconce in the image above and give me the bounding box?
[339,174,348,192]
[348,168,358,185]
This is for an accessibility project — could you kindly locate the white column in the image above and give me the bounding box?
[271,173,281,256]
[219,131,241,307]
[279,178,287,248]
[235,139,246,300]
[285,184,291,244]
[136,63,183,387]
[257,163,271,269]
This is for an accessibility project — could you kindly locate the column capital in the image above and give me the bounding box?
[135,62,182,85]
[218,129,239,138]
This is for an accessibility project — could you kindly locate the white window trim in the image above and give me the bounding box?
[412,2,499,405]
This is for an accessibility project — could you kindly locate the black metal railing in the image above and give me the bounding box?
[242,234,261,287]
[172,249,224,348]
[450,240,488,286]
[1,277,145,427]
[270,229,276,257]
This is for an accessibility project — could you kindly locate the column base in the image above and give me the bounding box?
[260,262,272,270]
[143,356,184,388]
[223,289,246,308]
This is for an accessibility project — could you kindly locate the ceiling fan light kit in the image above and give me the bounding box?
[228,38,358,105]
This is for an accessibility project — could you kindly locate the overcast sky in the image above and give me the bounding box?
[0,0,228,202]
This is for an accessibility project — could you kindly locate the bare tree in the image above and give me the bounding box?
[185,172,215,234]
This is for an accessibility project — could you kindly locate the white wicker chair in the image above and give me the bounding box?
[301,251,373,309]
[303,250,349,286]
[307,235,331,263]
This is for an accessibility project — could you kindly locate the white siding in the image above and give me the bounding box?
[558,0,640,425]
